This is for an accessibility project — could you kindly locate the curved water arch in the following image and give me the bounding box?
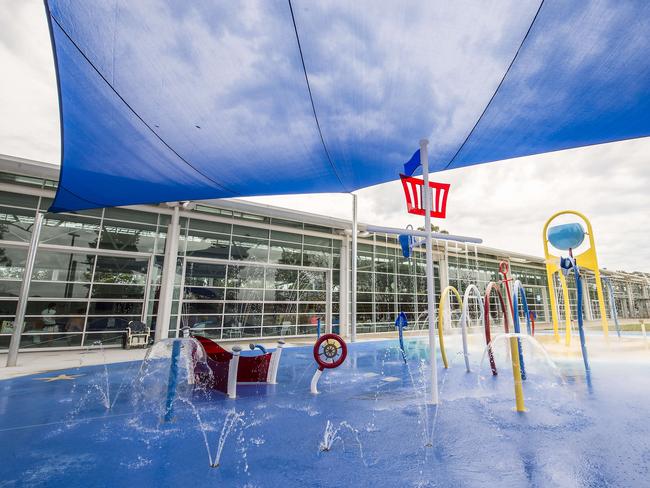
[459,284,485,373]
[437,286,463,369]
[483,282,510,376]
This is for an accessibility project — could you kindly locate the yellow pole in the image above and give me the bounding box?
[509,336,526,412]
[437,285,463,369]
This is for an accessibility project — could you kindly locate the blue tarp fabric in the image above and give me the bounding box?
[44,0,650,212]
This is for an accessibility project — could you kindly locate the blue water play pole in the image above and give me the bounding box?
[573,263,591,375]
[603,278,621,338]
[511,283,529,381]
[164,339,182,422]
[317,318,321,338]
[394,311,408,363]
[560,255,591,375]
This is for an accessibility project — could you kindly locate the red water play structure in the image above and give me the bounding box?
[193,335,284,399]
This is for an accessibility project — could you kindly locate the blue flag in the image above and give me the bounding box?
[403,149,421,176]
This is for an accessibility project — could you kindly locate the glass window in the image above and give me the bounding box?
[88,301,143,316]
[181,302,224,315]
[227,265,264,289]
[0,191,38,209]
[40,213,100,248]
[270,230,301,243]
[270,218,303,229]
[188,219,231,234]
[104,207,158,224]
[232,224,269,239]
[20,333,82,348]
[225,289,264,301]
[183,287,224,301]
[25,301,86,316]
[0,206,35,242]
[94,256,149,285]
[0,246,26,282]
[264,290,296,301]
[86,316,136,331]
[184,230,230,259]
[269,241,301,265]
[302,245,331,268]
[91,284,145,300]
[32,251,94,283]
[29,281,90,299]
[0,300,18,316]
[99,219,157,253]
[304,235,331,247]
[265,268,298,290]
[299,271,325,290]
[184,262,226,287]
[230,236,269,262]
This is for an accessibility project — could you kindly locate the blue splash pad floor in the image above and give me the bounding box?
[1,337,649,487]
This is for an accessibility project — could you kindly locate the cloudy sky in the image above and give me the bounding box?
[1,1,649,271]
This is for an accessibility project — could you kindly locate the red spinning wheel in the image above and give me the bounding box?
[313,334,347,370]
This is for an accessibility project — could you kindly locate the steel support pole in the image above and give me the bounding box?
[7,212,43,367]
[421,139,439,405]
[351,194,358,342]
[339,236,350,338]
[155,205,180,342]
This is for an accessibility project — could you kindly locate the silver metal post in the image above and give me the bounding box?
[339,236,350,338]
[155,205,180,342]
[421,139,439,405]
[7,212,43,366]
[351,193,358,342]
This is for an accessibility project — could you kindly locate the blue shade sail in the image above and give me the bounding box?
[44,0,650,212]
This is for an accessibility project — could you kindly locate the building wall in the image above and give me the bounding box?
[0,164,648,352]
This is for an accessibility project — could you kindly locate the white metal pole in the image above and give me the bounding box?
[7,212,43,367]
[421,139,439,404]
[351,194,358,342]
[340,236,350,338]
[156,205,180,343]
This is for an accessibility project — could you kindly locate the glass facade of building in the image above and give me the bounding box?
[0,160,649,352]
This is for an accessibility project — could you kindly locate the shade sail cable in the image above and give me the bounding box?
[442,0,546,171]
[287,0,346,191]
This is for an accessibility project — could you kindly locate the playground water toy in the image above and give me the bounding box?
[559,255,591,375]
[511,280,533,380]
[394,312,408,363]
[543,211,609,344]
[482,282,511,376]
[498,261,527,379]
[459,284,485,373]
[192,335,284,399]
[545,216,592,375]
[310,333,347,394]
[437,286,463,369]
